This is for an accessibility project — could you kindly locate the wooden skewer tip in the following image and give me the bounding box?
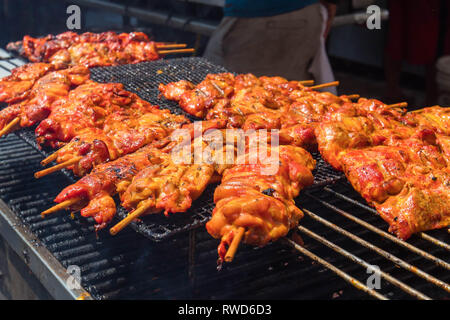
[41,152,58,166]
[346,94,360,100]
[156,43,187,49]
[299,80,315,86]
[157,48,195,55]
[309,81,340,90]
[388,102,408,108]
[41,198,80,217]
[109,202,153,235]
[35,156,83,179]
[224,227,245,263]
[0,117,20,138]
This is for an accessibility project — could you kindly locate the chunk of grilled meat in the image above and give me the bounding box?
[436,134,450,166]
[339,141,450,240]
[315,116,380,170]
[159,73,236,118]
[375,172,450,240]
[402,106,450,136]
[315,101,410,171]
[206,144,315,262]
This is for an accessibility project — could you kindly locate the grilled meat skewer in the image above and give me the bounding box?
[0,63,56,104]
[206,144,316,262]
[7,31,193,68]
[0,65,90,137]
[42,120,226,230]
[39,107,190,177]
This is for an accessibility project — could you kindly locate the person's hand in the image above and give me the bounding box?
[320,0,337,39]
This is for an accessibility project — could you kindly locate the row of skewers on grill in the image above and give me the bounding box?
[158,73,450,245]
[1,31,449,263]
[0,57,344,262]
[5,31,195,68]
[0,61,319,261]
[3,60,448,263]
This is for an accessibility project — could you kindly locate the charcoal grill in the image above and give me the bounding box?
[0,49,448,300]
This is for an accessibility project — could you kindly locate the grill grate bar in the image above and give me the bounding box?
[296,225,431,300]
[301,208,450,294]
[418,233,450,251]
[318,187,450,269]
[283,237,389,300]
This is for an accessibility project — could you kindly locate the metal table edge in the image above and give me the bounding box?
[0,199,93,300]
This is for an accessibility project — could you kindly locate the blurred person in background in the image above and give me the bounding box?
[384,0,450,106]
[204,0,338,81]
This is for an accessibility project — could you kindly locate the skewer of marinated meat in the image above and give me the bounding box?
[36,106,189,177]
[0,65,90,137]
[40,120,226,230]
[35,81,155,148]
[0,62,56,104]
[7,31,194,68]
[206,144,316,262]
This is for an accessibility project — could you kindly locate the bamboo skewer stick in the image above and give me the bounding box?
[157,48,195,55]
[110,202,153,235]
[156,43,187,49]
[34,156,83,179]
[41,152,58,166]
[0,117,20,138]
[224,227,245,263]
[346,94,360,100]
[298,80,314,86]
[388,102,408,108]
[41,198,80,217]
[309,81,340,90]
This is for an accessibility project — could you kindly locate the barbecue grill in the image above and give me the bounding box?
[0,49,448,300]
